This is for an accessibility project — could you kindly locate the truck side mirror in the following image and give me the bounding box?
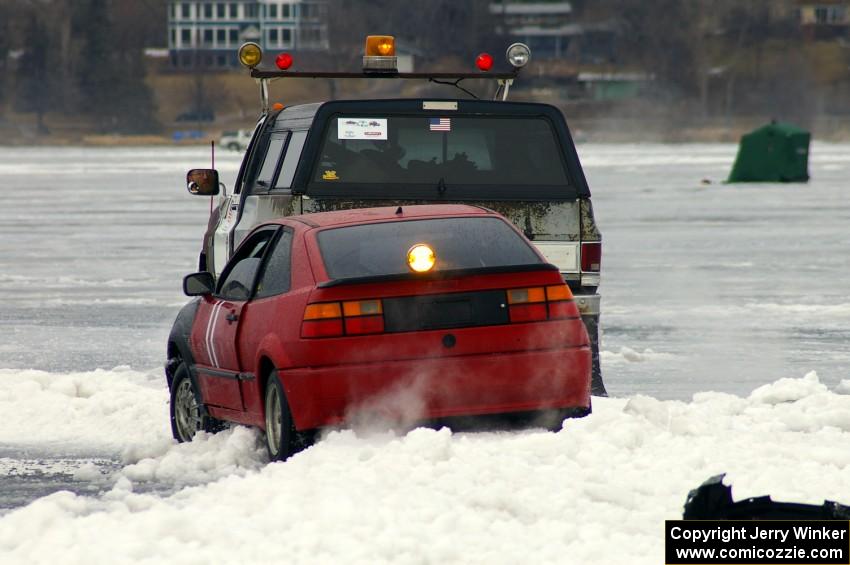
[183,272,216,296]
[186,169,220,196]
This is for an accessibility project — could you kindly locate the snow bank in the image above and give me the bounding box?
[2,370,850,564]
[0,367,168,451]
[120,427,266,485]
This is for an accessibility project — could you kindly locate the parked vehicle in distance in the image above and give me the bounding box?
[218,129,252,151]
[166,205,592,460]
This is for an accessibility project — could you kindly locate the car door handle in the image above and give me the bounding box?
[226,312,238,323]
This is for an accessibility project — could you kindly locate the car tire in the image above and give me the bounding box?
[170,362,222,442]
[264,370,297,461]
[227,143,240,151]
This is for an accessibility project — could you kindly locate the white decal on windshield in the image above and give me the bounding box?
[338,118,387,140]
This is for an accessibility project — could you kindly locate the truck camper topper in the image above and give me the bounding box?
[237,36,532,111]
[267,98,592,201]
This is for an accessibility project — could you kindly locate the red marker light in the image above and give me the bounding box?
[275,52,293,70]
[475,53,493,72]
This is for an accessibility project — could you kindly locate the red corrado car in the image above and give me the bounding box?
[166,204,591,460]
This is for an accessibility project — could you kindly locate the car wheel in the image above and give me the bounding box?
[170,362,220,442]
[227,142,240,151]
[264,370,296,461]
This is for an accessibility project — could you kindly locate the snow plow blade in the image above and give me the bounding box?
[683,474,850,520]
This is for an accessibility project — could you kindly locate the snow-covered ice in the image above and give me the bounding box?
[2,368,850,564]
[1,144,849,563]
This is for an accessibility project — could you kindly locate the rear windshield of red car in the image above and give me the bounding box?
[317,217,543,280]
[308,115,570,200]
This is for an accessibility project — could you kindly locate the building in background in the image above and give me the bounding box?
[796,0,850,39]
[489,0,617,64]
[489,1,576,59]
[168,0,329,68]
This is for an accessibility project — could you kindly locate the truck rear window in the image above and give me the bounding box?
[308,116,571,200]
[317,217,543,280]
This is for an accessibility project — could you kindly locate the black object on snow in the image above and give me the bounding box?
[683,474,850,520]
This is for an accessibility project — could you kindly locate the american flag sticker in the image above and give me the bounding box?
[429,117,451,131]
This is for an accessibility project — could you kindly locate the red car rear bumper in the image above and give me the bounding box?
[283,345,591,430]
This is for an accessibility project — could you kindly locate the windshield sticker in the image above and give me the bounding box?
[429,117,451,132]
[322,170,339,180]
[338,118,387,140]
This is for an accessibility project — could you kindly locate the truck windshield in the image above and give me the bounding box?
[317,217,543,280]
[308,115,573,200]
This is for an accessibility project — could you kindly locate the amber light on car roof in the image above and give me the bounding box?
[407,244,436,273]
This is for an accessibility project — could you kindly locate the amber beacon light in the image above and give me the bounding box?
[238,42,263,68]
[407,244,436,273]
[363,35,397,72]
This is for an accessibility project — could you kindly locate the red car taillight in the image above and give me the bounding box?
[302,302,344,338]
[301,299,384,338]
[507,287,547,322]
[581,241,602,272]
[342,299,384,335]
[507,284,575,323]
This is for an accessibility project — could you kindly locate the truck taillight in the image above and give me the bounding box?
[506,284,575,323]
[581,242,601,272]
[301,300,384,338]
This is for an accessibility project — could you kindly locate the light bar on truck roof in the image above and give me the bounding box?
[249,68,520,80]
[247,35,524,80]
[242,36,530,108]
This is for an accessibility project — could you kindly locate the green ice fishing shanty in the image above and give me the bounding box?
[727,121,810,183]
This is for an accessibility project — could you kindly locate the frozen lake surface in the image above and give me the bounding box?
[584,142,850,398]
[2,144,848,397]
[1,144,849,563]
